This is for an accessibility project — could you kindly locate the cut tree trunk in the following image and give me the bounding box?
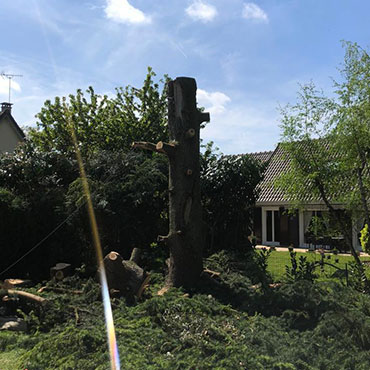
[166,78,209,287]
[50,263,72,281]
[102,251,146,298]
[133,77,209,288]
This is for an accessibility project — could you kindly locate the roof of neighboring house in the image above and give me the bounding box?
[256,141,341,205]
[256,144,289,204]
[0,108,25,140]
[247,150,274,163]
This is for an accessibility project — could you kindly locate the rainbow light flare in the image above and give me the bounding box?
[67,105,121,370]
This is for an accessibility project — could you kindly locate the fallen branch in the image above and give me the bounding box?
[137,274,150,299]
[203,269,221,277]
[37,286,83,294]
[157,286,170,296]
[5,289,47,304]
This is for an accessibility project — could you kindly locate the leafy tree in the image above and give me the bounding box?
[0,69,171,278]
[29,67,169,157]
[278,42,370,265]
[1,68,264,281]
[332,41,370,231]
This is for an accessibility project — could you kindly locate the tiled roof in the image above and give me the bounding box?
[247,150,274,163]
[256,142,339,204]
[256,144,289,203]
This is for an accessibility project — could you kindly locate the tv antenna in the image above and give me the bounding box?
[1,72,23,103]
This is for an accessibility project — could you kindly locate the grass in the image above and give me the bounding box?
[0,338,27,370]
[267,249,370,281]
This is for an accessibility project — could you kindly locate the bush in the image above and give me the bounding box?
[201,145,264,253]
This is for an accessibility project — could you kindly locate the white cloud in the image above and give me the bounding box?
[201,102,279,154]
[186,1,217,23]
[242,2,268,23]
[105,0,151,24]
[0,77,21,97]
[197,89,231,115]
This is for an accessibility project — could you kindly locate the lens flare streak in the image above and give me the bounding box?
[67,105,121,370]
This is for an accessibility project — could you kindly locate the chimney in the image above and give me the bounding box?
[1,102,12,113]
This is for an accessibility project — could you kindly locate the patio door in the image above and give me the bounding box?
[266,210,280,245]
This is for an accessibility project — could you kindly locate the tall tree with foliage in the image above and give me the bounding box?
[332,42,370,236]
[278,41,370,265]
[0,69,171,278]
[29,67,169,157]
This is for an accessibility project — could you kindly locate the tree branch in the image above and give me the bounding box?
[132,141,158,152]
[156,141,177,157]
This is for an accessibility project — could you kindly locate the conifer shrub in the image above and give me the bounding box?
[2,252,370,369]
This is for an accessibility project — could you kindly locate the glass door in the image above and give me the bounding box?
[266,210,280,244]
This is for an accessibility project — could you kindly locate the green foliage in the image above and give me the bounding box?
[347,261,370,293]
[0,69,172,279]
[0,146,168,278]
[3,262,370,369]
[278,42,370,254]
[65,150,168,260]
[29,67,169,157]
[360,223,370,254]
[0,142,80,278]
[201,143,264,253]
[200,249,273,309]
[285,250,317,283]
[0,67,266,279]
[331,42,370,226]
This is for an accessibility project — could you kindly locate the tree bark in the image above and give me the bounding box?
[102,251,146,297]
[132,77,209,288]
[165,78,209,287]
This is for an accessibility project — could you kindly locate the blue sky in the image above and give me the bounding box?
[1,0,370,154]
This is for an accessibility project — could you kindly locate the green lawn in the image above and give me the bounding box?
[0,347,26,370]
[267,250,370,282]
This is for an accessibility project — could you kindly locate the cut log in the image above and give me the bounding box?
[102,251,147,298]
[50,263,72,280]
[3,279,33,289]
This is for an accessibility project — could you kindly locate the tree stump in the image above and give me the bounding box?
[50,263,72,281]
[133,77,210,288]
[102,251,146,298]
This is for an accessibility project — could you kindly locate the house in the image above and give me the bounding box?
[0,102,25,153]
[252,143,362,250]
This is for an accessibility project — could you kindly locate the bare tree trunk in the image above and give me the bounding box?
[315,179,363,266]
[165,78,209,287]
[133,77,209,288]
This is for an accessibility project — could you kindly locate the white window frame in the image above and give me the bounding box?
[262,207,280,246]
